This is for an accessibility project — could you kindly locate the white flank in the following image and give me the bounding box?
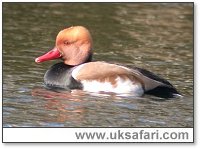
[82,77,144,96]
[71,63,86,80]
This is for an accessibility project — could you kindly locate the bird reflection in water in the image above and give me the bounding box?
[31,88,86,126]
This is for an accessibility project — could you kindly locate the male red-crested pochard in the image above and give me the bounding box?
[35,26,181,98]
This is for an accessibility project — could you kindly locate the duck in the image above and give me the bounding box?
[35,26,181,98]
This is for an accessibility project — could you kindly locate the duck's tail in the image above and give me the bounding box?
[145,86,182,98]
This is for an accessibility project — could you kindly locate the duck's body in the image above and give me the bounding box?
[35,26,180,98]
[44,61,180,98]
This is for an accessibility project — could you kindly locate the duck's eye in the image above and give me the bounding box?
[64,41,70,45]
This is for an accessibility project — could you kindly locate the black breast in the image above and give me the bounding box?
[44,62,83,90]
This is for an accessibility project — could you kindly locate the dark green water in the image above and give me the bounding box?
[3,3,193,127]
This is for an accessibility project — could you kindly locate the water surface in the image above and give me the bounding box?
[3,3,193,127]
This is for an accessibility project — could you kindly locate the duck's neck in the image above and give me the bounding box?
[72,53,93,66]
[85,53,93,63]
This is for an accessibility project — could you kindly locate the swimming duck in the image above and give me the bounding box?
[35,26,180,98]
